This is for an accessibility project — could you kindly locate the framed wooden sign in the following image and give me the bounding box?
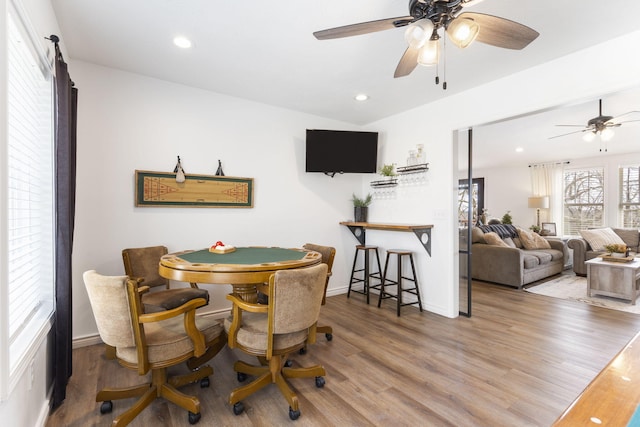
[135,170,253,208]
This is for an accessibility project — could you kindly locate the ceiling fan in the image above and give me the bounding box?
[313,0,539,86]
[550,99,640,143]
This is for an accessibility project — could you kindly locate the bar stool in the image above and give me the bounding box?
[347,245,383,304]
[378,249,423,316]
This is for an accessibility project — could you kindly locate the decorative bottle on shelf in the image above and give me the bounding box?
[417,144,425,164]
[407,150,417,166]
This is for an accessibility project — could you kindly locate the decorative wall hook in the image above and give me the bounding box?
[174,156,185,183]
[215,159,225,176]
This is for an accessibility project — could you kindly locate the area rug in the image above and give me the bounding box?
[525,274,640,314]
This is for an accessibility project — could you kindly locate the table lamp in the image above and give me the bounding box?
[528,196,549,228]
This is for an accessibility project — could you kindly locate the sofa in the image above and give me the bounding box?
[471,224,565,289]
[567,227,639,276]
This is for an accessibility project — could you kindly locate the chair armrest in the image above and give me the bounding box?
[225,293,269,349]
[138,297,208,323]
[138,297,209,357]
[226,293,269,314]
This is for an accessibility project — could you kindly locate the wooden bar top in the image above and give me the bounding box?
[553,330,640,425]
[339,221,433,231]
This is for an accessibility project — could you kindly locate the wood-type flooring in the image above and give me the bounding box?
[45,280,640,426]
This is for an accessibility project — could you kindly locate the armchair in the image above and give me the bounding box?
[224,263,328,420]
[122,245,208,313]
[83,270,226,426]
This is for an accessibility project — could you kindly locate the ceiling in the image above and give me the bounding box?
[50,0,640,165]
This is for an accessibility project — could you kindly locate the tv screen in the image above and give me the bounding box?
[305,129,378,174]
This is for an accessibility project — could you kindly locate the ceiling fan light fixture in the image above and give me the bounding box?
[582,131,596,142]
[417,37,440,66]
[600,127,615,141]
[404,19,434,49]
[447,18,479,49]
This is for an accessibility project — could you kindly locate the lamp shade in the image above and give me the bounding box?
[528,196,549,209]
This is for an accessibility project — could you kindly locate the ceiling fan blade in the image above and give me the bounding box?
[313,16,414,40]
[458,12,539,50]
[555,125,587,128]
[548,129,588,140]
[610,111,640,122]
[616,118,640,124]
[394,46,420,78]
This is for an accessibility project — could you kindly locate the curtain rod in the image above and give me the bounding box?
[528,161,570,168]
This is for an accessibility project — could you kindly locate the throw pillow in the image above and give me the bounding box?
[471,227,485,244]
[579,227,625,251]
[517,228,551,250]
[612,228,640,250]
[483,232,509,247]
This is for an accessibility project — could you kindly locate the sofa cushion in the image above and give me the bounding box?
[523,251,553,269]
[483,232,510,247]
[517,228,551,250]
[503,237,517,248]
[580,227,625,251]
[471,227,486,244]
[479,224,518,239]
[612,228,639,250]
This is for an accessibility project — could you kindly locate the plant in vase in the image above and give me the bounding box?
[501,211,513,225]
[529,225,541,234]
[604,243,628,258]
[351,193,372,223]
[379,164,397,178]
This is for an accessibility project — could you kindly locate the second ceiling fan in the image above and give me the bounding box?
[313,0,539,83]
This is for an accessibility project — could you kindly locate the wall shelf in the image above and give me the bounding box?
[397,163,429,175]
[370,179,398,188]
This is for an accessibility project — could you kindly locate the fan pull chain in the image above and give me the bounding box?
[442,35,447,90]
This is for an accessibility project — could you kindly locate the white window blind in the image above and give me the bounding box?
[620,165,640,228]
[5,9,54,378]
[563,167,604,236]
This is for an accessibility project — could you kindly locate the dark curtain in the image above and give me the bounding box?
[50,37,78,411]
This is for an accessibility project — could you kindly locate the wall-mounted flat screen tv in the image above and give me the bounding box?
[305,129,378,175]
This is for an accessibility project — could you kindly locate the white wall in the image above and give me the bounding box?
[70,61,370,339]
[368,29,640,317]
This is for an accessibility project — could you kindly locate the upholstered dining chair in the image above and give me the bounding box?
[302,243,336,342]
[225,263,328,420]
[83,270,226,426]
[122,245,208,313]
[111,246,210,361]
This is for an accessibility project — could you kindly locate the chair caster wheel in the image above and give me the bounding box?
[289,407,301,420]
[325,333,333,341]
[298,346,307,355]
[233,402,244,415]
[284,359,293,367]
[188,411,201,424]
[315,376,325,388]
[237,372,247,382]
[100,401,113,414]
[200,377,210,388]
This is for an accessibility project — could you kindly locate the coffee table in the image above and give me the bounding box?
[585,257,640,305]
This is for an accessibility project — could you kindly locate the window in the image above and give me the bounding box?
[563,168,604,236]
[620,165,640,228]
[1,6,55,398]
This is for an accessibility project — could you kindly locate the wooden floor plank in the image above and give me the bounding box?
[46,280,640,426]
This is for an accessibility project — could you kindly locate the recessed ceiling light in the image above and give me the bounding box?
[173,36,192,49]
[515,147,524,153]
[354,94,369,101]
